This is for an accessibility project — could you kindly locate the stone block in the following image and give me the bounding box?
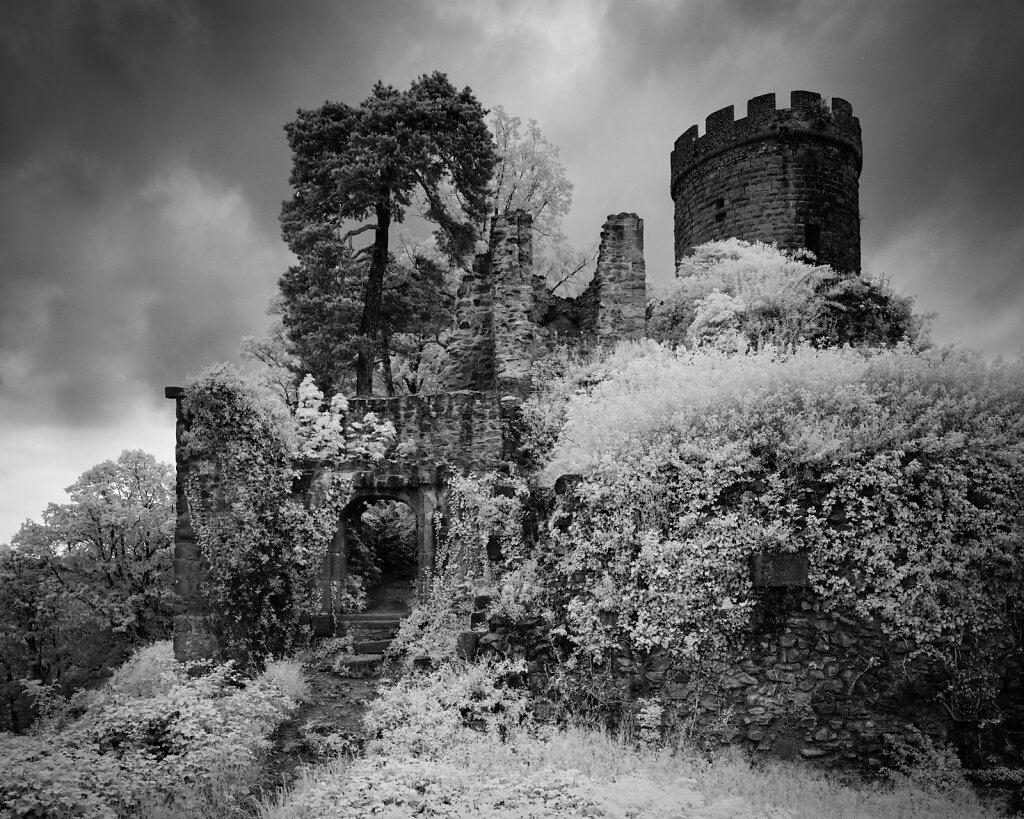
[750,554,809,587]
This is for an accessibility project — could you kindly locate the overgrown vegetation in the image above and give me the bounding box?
[386,473,528,669]
[522,340,1024,735]
[259,660,1001,818]
[647,239,930,351]
[0,641,301,818]
[181,365,395,668]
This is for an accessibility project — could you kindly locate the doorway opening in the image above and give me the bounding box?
[345,499,418,616]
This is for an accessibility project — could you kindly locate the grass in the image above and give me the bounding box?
[257,660,1006,819]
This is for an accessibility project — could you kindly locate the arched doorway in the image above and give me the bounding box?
[345,498,418,614]
[318,483,442,631]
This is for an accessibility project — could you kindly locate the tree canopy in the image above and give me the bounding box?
[1,450,174,730]
[280,71,496,395]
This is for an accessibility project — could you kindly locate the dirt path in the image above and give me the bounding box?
[249,577,415,808]
[251,656,385,803]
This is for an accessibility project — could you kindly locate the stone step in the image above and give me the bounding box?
[331,653,384,676]
[339,615,403,636]
[353,638,391,655]
[341,611,407,623]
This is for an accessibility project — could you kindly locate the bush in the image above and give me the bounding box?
[365,659,532,758]
[0,641,298,818]
[648,239,928,350]
[536,341,1024,725]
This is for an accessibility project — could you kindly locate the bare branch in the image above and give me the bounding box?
[548,258,591,295]
[339,223,377,244]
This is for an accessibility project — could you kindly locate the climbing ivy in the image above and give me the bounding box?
[181,365,394,668]
[536,342,1024,724]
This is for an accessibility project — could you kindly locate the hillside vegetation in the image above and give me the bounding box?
[4,240,1022,817]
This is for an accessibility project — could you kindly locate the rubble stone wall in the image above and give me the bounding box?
[591,213,647,341]
[438,211,648,392]
[476,592,973,770]
[340,391,506,479]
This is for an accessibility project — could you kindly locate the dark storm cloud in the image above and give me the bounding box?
[0,0,475,427]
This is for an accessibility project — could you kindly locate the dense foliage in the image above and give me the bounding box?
[281,71,496,394]
[529,340,1024,725]
[0,642,299,818]
[1,451,173,732]
[181,366,395,667]
[276,249,451,398]
[647,239,929,351]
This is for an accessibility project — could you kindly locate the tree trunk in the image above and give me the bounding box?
[381,341,396,396]
[356,200,391,395]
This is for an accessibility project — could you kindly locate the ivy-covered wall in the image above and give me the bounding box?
[166,382,512,662]
[476,586,1023,770]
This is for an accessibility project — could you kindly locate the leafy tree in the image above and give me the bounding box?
[487,105,572,248]
[0,450,174,730]
[11,450,175,642]
[486,106,594,296]
[281,71,496,395]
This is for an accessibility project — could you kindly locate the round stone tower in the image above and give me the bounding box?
[671,91,862,273]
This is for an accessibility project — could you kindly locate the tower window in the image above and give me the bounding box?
[804,223,822,258]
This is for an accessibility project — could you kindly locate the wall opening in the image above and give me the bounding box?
[345,498,418,614]
[317,483,441,635]
[804,223,822,259]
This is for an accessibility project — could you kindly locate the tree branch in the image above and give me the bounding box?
[549,258,591,295]
[339,223,377,244]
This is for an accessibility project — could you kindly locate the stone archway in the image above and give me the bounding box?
[317,481,443,632]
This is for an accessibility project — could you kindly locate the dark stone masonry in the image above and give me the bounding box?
[671,90,862,273]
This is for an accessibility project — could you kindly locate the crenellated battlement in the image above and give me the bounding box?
[670,91,861,199]
[671,90,863,273]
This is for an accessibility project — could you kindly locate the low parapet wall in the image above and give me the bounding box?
[338,390,509,480]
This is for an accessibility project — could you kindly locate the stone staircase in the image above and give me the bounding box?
[325,577,414,675]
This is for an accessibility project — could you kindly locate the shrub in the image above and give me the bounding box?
[0,641,298,818]
[364,659,532,758]
[648,239,929,350]
[537,341,1024,726]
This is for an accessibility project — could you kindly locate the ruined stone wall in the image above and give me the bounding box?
[437,255,495,392]
[165,388,218,663]
[671,91,862,273]
[339,391,507,481]
[490,211,551,391]
[585,213,646,342]
[475,589,1002,770]
[166,388,510,661]
[439,211,648,393]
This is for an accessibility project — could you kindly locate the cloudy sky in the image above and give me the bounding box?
[2,0,1023,542]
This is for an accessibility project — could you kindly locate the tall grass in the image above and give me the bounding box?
[258,661,1004,819]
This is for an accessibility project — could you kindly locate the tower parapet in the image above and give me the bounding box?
[671,91,862,273]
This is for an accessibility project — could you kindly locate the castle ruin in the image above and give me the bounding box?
[170,90,858,656]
